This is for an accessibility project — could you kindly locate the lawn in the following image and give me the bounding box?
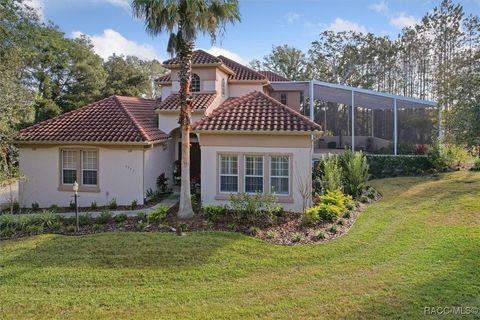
[1,171,479,319]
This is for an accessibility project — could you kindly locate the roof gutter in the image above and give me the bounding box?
[193,129,323,137]
[14,138,168,147]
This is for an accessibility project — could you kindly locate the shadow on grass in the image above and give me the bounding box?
[2,231,245,270]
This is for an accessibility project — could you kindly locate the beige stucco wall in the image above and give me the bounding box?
[158,112,203,134]
[270,91,302,111]
[228,83,265,97]
[19,145,145,208]
[199,133,313,213]
[143,142,175,194]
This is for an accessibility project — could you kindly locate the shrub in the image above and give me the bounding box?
[136,212,147,221]
[26,224,43,235]
[130,200,138,210]
[292,232,304,243]
[97,210,113,224]
[442,143,471,168]
[78,213,93,226]
[315,231,326,240]
[48,204,59,213]
[367,155,435,179]
[0,214,17,231]
[90,201,98,210]
[38,210,60,228]
[136,222,147,231]
[65,225,76,233]
[31,202,40,212]
[248,226,260,236]
[108,198,118,210]
[191,193,199,208]
[92,224,103,232]
[472,158,480,171]
[337,218,345,226]
[156,173,169,193]
[304,206,320,225]
[345,201,354,211]
[318,203,343,222]
[114,213,128,223]
[329,225,338,234]
[322,156,344,193]
[266,230,277,239]
[203,205,226,222]
[0,226,15,238]
[342,211,351,219]
[229,193,279,220]
[341,150,369,198]
[147,205,168,224]
[69,201,76,211]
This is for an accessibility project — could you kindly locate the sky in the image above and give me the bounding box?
[28,0,480,64]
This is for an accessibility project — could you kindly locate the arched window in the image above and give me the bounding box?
[190,73,200,92]
[221,78,226,97]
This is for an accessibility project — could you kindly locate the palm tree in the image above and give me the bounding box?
[132,0,240,219]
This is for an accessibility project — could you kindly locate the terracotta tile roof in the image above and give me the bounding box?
[156,93,216,111]
[155,73,171,83]
[192,91,321,132]
[259,71,290,82]
[163,50,222,66]
[18,96,167,143]
[217,55,267,82]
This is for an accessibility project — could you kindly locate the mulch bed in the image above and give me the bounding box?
[1,191,382,245]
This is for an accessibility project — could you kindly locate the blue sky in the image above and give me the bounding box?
[31,0,479,64]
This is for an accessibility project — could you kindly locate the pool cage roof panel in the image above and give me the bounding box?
[270,80,437,110]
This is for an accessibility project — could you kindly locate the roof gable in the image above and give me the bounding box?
[18,96,167,143]
[192,91,321,133]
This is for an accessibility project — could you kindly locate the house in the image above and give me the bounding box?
[16,50,321,212]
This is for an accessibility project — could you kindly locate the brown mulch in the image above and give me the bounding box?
[1,191,382,245]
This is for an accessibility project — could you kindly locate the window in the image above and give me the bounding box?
[82,151,98,186]
[280,93,287,105]
[62,150,77,184]
[270,156,289,195]
[221,78,226,97]
[190,73,200,92]
[300,91,304,105]
[244,156,263,193]
[219,155,238,192]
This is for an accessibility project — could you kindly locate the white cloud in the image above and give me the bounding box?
[203,46,247,65]
[72,29,158,60]
[390,13,418,29]
[327,18,368,33]
[24,0,44,19]
[369,1,389,15]
[285,12,300,24]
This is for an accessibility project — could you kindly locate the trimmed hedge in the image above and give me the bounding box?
[367,155,435,179]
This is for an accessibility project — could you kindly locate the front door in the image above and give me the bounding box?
[178,142,201,180]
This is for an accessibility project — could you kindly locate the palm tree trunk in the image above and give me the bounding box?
[177,39,194,219]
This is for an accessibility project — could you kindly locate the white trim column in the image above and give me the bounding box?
[394,98,398,156]
[351,91,355,153]
[309,81,314,121]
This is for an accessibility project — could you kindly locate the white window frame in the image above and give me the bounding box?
[61,150,77,185]
[244,155,264,194]
[81,150,98,186]
[219,155,239,193]
[270,155,290,195]
[221,78,226,97]
[191,73,201,92]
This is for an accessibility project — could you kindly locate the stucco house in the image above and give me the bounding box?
[16,50,322,213]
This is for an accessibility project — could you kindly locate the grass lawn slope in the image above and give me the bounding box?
[1,171,479,319]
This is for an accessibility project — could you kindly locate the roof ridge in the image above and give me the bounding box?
[217,55,267,81]
[113,95,152,141]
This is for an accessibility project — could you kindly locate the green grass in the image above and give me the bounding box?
[1,171,479,319]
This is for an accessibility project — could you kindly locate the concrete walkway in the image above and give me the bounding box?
[59,193,179,218]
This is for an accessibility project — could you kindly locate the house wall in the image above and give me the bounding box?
[143,141,175,195]
[170,67,218,94]
[18,145,145,208]
[158,113,203,135]
[199,133,313,213]
[270,91,302,111]
[228,83,265,97]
